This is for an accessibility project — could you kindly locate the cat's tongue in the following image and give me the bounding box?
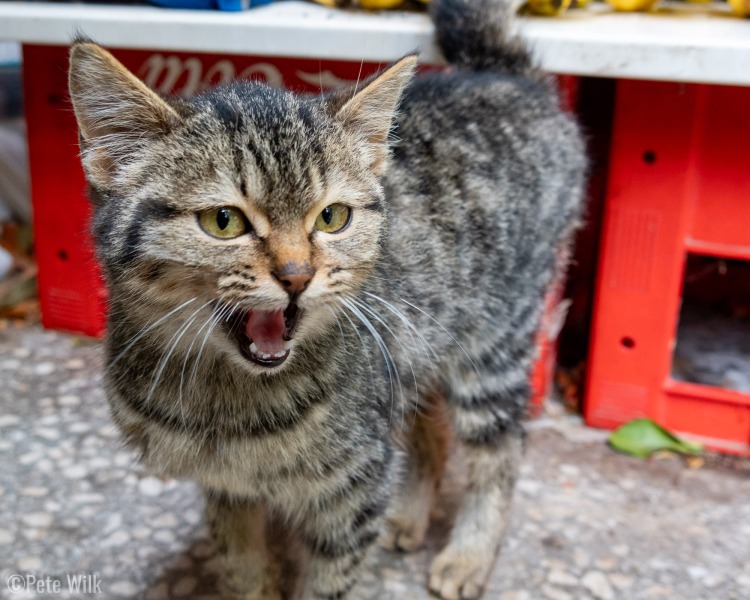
[245,309,287,357]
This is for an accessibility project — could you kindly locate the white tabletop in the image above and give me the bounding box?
[1,1,749,85]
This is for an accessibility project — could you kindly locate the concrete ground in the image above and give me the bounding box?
[0,322,749,599]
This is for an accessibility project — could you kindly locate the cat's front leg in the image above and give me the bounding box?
[205,491,282,600]
[382,389,450,553]
[428,432,523,600]
[296,461,392,600]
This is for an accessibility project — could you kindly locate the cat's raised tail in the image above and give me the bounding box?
[431,0,535,76]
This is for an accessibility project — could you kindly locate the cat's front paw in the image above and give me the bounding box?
[223,592,281,600]
[428,545,494,600]
[380,511,429,552]
[222,584,282,600]
[380,475,434,553]
[221,568,282,600]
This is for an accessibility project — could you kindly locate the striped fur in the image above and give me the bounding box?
[68,0,586,598]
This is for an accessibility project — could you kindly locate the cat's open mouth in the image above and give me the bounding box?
[232,302,303,368]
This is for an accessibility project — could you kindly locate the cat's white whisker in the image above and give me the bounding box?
[109,297,198,367]
[350,297,419,420]
[335,304,378,395]
[188,301,239,397]
[361,291,443,427]
[362,291,440,365]
[145,300,213,405]
[330,306,345,341]
[354,59,365,96]
[340,297,402,427]
[400,297,483,382]
[179,296,231,413]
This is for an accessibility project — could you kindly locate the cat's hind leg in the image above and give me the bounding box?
[381,389,450,553]
[205,491,282,600]
[428,362,528,600]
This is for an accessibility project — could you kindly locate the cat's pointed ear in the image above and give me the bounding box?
[68,41,181,188]
[333,55,418,175]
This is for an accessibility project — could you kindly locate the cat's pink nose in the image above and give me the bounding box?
[273,263,314,295]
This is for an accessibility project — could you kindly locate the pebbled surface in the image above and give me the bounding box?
[0,323,749,599]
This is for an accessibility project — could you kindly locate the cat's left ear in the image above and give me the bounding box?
[68,41,182,188]
[333,55,418,175]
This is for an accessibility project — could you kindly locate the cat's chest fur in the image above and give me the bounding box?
[107,328,390,505]
[143,399,340,500]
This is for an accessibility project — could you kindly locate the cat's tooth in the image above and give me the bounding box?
[250,342,258,354]
[261,352,271,359]
[273,351,285,358]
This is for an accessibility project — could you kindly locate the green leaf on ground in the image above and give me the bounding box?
[608,418,703,458]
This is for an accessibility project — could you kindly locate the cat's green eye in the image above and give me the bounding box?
[198,207,248,239]
[315,204,351,234]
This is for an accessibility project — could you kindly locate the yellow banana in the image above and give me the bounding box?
[605,0,659,11]
[526,0,572,16]
[309,0,405,8]
[358,0,405,7]
[728,0,750,16]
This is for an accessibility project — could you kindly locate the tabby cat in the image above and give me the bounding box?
[68,0,585,598]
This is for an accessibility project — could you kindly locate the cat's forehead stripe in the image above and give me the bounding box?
[119,198,180,266]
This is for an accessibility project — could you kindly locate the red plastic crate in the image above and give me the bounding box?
[585,79,750,454]
[24,45,107,337]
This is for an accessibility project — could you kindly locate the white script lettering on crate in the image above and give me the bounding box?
[138,55,355,97]
[138,55,284,96]
[295,70,353,89]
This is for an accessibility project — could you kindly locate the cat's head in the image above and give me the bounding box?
[68,42,416,374]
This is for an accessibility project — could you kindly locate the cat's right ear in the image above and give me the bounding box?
[68,42,181,188]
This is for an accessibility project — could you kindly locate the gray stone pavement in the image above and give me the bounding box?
[0,323,748,599]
